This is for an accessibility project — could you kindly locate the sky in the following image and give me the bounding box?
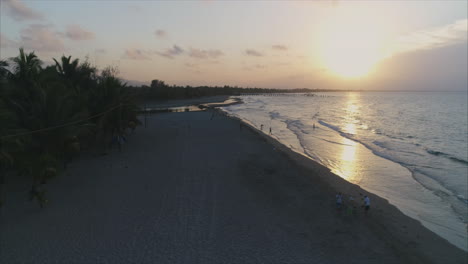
[0,0,467,90]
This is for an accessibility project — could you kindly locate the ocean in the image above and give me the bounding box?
[222,91,468,251]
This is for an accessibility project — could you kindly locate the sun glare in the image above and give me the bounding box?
[318,7,389,78]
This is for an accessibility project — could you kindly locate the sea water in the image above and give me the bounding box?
[223,91,468,251]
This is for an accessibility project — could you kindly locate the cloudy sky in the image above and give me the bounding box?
[1,0,467,90]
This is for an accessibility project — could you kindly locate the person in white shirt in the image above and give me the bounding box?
[363,195,370,215]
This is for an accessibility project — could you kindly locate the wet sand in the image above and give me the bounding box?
[0,109,465,263]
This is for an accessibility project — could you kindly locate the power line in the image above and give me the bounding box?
[1,104,129,140]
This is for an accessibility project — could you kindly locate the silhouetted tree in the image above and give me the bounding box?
[1,49,140,207]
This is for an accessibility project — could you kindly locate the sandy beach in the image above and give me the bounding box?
[0,106,466,263]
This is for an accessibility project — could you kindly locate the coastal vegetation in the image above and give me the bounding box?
[0,49,306,208]
[1,48,329,208]
[129,80,315,102]
[0,48,140,207]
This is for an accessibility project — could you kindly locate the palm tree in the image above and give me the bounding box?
[88,67,140,151]
[53,55,97,89]
[9,79,89,206]
[0,60,10,81]
[6,49,44,123]
[0,60,10,108]
[4,49,88,207]
[9,48,42,83]
[2,49,139,207]
[53,56,79,80]
[53,55,97,115]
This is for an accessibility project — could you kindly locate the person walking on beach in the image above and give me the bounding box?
[260,124,264,131]
[346,195,356,216]
[269,127,272,135]
[363,195,370,215]
[336,192,343,210]
[116,133,126,152]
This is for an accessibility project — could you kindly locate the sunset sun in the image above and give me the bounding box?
[318,7,389,78]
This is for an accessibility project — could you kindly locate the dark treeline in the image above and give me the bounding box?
[1,49,322,208]
[129,79,315,101]
[0,49,140,207]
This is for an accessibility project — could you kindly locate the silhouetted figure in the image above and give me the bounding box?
[363,195,370,215]
[260,124,264,131]
[336,192,343,210]
[114,134,126,152]
[269,127,272,135]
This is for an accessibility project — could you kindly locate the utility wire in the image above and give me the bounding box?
[1,104,129,140]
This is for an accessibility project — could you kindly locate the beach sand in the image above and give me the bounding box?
[0,109,465,263]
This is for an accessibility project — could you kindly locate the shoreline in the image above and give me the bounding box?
[217,107,467,262]
[0,98,465,263]
[220,95,467,251]
[316,118,468,242]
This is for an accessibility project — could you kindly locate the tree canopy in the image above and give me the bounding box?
[0,49,140,208]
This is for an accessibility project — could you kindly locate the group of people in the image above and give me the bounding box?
[259,124,273,135]
[335,192,371,216]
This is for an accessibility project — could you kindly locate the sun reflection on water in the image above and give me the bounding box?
[338,137,360,183]
[336,94,361,183]
[343,123,357,135]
